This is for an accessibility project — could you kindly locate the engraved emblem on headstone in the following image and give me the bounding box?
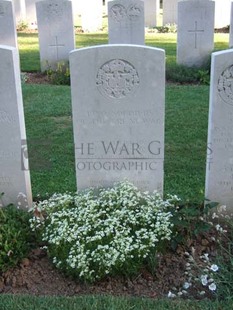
[217,65,233,105]
[0,4,4,17]
[47,3,62,17]
[128,4,142,20]
[110,4,127,22]
[96,59,140,99]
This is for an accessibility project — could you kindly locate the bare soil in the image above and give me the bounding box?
[0,232,217,298]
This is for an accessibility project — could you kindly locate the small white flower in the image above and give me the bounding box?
[183,282,191,290]
[167,291,176,298]
[201,275,208,286]
[208,282,217,291]
[199,291,206,296]
[210,264,219,272]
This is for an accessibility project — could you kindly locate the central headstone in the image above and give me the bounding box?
[108,0,145,44]
[205,49,233,214]
[0,45,32,209]
[177,0,215,67]
[70,45,165,193]
[36,0,75,72]
[0,0,18,47]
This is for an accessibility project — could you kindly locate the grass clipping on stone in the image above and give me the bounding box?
[29,181,179,282]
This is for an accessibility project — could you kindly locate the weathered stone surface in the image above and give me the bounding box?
[177,0,215,67]
[0,45,32,208]
[205,49,233,214]
[108,0,145,44]
[36,0,75,72]
[70,44,165,193]
[0,0,18,47]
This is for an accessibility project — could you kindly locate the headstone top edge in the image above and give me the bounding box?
[211,48,233,58]
[0,45,17,52]
[69,44,165,56]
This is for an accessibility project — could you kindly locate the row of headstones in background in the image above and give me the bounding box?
[0,45,32,208]
[12,0,233,30]
[163,0,232,28]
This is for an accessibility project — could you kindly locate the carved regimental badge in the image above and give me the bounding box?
[46,3,63,19]
[218,65,233,105]
[110,4,127,22]
[110,4,142,22]
[128,4,142,20]
[96,59,140,99]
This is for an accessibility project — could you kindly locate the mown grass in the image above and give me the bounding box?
[0,294,232,310]
[18,32,229,72]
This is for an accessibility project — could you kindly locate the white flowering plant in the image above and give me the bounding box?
[29,181,179,282]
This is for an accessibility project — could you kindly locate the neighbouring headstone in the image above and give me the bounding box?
[108,0,145,44]
[0,45,32,209]
[177,0,215,67]
[144,0,160,27]
[205,49,233,214]
[214,0,231,29]
[163,0,178,26]
[36,0,75,72]
[0,0,18,47]
[70,44,165,193]
[25,0,37,29]
[229,1,233,47]
[13,0,26,25]
[81,0,102,32]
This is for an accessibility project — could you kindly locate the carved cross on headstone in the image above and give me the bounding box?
[188,21,204,49]
[49,36,65,60]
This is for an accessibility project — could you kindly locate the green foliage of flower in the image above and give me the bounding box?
[0,203,33,272]
[46,62,70,85]
[17,20,29,32]
[30,181,179,282]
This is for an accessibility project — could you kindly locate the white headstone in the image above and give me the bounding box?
[13,0,26,24]
[25,0,37,29]
[144,0,160,27]
[36,0,75,72]
[81,0,102,32]
[0,45,32,209]
[108,0,145,45]
[214,0,231,29]
[205,49,233,214]
[177,0,215,67]
[163,0,178,26]
[70,44,165,193]
[229,1,233,47]
[0,0,18,48]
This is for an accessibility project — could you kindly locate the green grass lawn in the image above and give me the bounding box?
[18,32,229,72]
[0,294,232,310]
